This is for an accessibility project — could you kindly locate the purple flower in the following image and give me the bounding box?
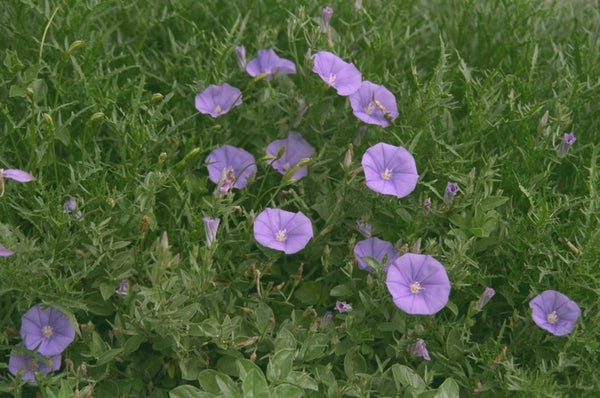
[361,143,419,198]
[444,182,459,203]
[558,132,576,158]
[354,237,399,272]
[253,208,313,254]
[266,131,315,181]
[246,49,296,80]
[195,83,242,118]
[115,279,129,297]
[0,168,35,197]
[62,197,77,213]
[8,349,61,385]
[203,217,220,248]
[529,290,581,336]
[356,219,372,238]
[234,45,246,70]
[312,51,362,96]
[407,339,430,361]
[320,6,333,32]
[335,300,352,313]
[386,253,451,315]
[476,287,495,311]
[0,244,14,257]
[349,81,398,127]
[320,311,333,329]
[423,197,432,215]
[20,304,75,356]
[205,145,257,193]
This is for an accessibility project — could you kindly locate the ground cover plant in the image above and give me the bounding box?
[1,0,599,396]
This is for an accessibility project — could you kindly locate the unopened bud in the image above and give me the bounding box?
[151,93,164,102]
[65,40,85,57]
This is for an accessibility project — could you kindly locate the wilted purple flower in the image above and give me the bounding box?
[557,132,576,158]
[476,287,495,311]
[62,197,77,213]
[335,300,352,313]
[246,49,296,80]
[407,339,430,361]
[206,145,257,193]
[203,217,220,248]
[0,168,35,197]
[0,244,14,257]
[354,237,399,272]
[115,279,129,297]
[356,219,371,238]
[8,349,61,385]
[349,81,398,127]
[529,290,581,336]
[444,182,459,203]
[253,208,313,254]
[234,45,247,70]
[386,253,451,315]
[312,51,362,96]
[20,304,75,356]
[266,131,315,181]
[319,311,333,329]
[361,143,419,198]
[354,125,367,146]
[320,7,334,32]
[423,197,432,215]
[195,83,242,118]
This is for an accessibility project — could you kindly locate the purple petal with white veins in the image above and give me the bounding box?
[3,169,35,182]
[349,81,398,127]
[386,253,451,315]
[205,145,257,190]
[312,51,362,96]
[195,83,242,118]
[266,132,315,180]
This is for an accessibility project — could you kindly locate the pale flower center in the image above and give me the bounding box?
[381,168,392,180]
[276,229,287,242]
[547,311,558,324]
[410,281,423,294]
[327,73,336,85]
[365,102,375,115]
[214,105,222,115]
[28,359,39,371]
[42,325,54,338]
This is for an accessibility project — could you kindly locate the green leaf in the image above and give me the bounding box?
[198,370,240,396]
[274,327,297,351]
[180,358,205,381]
[236,358,263,381]
[271,384,304,398]
[391,364,426,392]
[267,349,295,382]
[434,378,460,398]
[329,284,355,298]
[242,369,270,398]
[479,196,509,211]
[169,385,213,398]
[285,371,319,391]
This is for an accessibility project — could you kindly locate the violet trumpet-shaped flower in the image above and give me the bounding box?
[195,83,242,118]
[407,339,430,361]
[354,237,399,272]
[476,287,495,311]
[529,290,581,336]
[20,304,75,356]
[203,217,220,248]
[320,6,333,32]
[8,349,61,385]
[444,182,459,203]
[246,49,296,80]
[349,81,398,127]
[234,45,247,70]
[0,244,14,257]
[205,145,257,193]
[356,219,372,238]
[335,300,352,313]
[557,132,576,158]
[312,51,362,96]
[361,143,418,198]
[266,131,315,181]
[0,168,35,197]
[115,279,129,297]
[253,208,313,254]
[386,253,451,315]
[62,197,77,213]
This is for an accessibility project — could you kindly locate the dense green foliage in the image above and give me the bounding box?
[1,0,599,396]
